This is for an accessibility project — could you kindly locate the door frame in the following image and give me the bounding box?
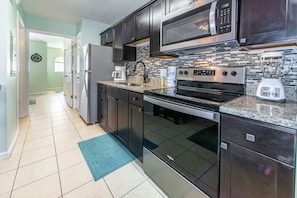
[26,29,76,106]
[17,11,27,118]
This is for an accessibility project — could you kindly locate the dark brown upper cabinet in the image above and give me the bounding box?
[122,15,135,44]
[122,7,150,44]
[100,28,113,47]
[165,0,194,14]
[239,0,297,47]
[150,0,166,57]
[113,23,124,62]
[113,23,136,62]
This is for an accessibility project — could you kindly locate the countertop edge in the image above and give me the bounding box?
[97,80,166,93]
[219,96,297,130]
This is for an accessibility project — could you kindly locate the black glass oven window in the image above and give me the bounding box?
[144,101,219,198]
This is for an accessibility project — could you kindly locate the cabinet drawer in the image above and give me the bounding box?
[106,86,128,101]
[221,114,296,166]
[129,91,143,106]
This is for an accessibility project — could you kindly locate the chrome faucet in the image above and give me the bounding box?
[134,60,148,83]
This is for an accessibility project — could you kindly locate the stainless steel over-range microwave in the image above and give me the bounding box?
[160,0,237,53]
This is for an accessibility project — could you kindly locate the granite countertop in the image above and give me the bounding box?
[98,77,167,93]
[220,96,297,129]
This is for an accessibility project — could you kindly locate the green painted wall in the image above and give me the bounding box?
[25,14,77,37]
[47,47,64,90]
[79,18,110,46]
[0,0,19,156]
[29,40,47,94]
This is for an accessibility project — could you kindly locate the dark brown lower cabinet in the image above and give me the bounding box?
[129,103,144,161]
[98,84,144,160]
[106,95,117,132]
[97,84,106,126]
[105,86,129,147]
[220,114,295,198]
[117,99,129,147]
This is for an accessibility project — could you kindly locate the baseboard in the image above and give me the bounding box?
[0,129,19,160]
[47,88,63,91]
[29,92,47,95]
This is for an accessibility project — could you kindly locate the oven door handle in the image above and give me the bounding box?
[144,95,220,123]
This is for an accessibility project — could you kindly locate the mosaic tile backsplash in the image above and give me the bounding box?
[123,44,297,101]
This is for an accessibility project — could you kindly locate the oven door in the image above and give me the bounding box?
[143,95,220,198]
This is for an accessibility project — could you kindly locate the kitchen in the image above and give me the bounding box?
[1,0,297,197]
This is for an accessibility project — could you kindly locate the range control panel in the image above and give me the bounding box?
[176,66,245,84]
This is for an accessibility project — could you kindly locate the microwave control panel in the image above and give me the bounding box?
[218,0,232,33]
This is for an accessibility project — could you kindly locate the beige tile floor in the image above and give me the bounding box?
[0,91,168,198]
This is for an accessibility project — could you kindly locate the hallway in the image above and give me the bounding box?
[0,92,166,198]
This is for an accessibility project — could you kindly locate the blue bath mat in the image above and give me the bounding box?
[78,134,135,181]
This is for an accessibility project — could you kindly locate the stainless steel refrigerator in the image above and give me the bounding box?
[79,44,114,124]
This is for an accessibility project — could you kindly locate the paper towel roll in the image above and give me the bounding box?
[166,66,176,87]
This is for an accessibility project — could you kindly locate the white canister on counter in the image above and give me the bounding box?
[166,66,176,87]
[160,69,167,87]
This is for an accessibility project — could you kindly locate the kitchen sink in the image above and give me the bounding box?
[117,82,146,87]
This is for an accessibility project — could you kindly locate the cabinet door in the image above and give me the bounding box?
[106,95,117,132]
[122,16,136,44]
[113,23,124,62]
[220,141,294,198]
[239,0,297,46]
[129,104,144,161]
[135,7,150,41]
[101,28,113,46]
[150,0,166,57]
[117,99,129,147]
[97,84,106,125]
[166,0,193,14]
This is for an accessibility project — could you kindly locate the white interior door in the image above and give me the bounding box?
[75,32,81,110]
[64,42,73,107]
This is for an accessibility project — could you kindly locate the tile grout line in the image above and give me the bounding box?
[9,94,62,194]
[57,92,84,141]
[9,96,35,198]
[103,178,115,198]
[48,92,66,198]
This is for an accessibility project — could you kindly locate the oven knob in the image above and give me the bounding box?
[184,71,188,75]
[231,71,237,76]
[222,71,228,76]
[179,71,184,75]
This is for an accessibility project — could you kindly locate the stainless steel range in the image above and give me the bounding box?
[143,66,245,198]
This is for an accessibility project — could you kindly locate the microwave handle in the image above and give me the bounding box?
[209,1,217,35]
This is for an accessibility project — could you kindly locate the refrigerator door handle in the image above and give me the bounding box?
[84,70,88,96]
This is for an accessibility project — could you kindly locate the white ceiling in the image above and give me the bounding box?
[29,32,70,49]
[21,0,152,25]
[23,0,151,49]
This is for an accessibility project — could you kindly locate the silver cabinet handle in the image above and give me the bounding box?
[221,142,228,150]
[246,134,255,142]
[167,154,175,161]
